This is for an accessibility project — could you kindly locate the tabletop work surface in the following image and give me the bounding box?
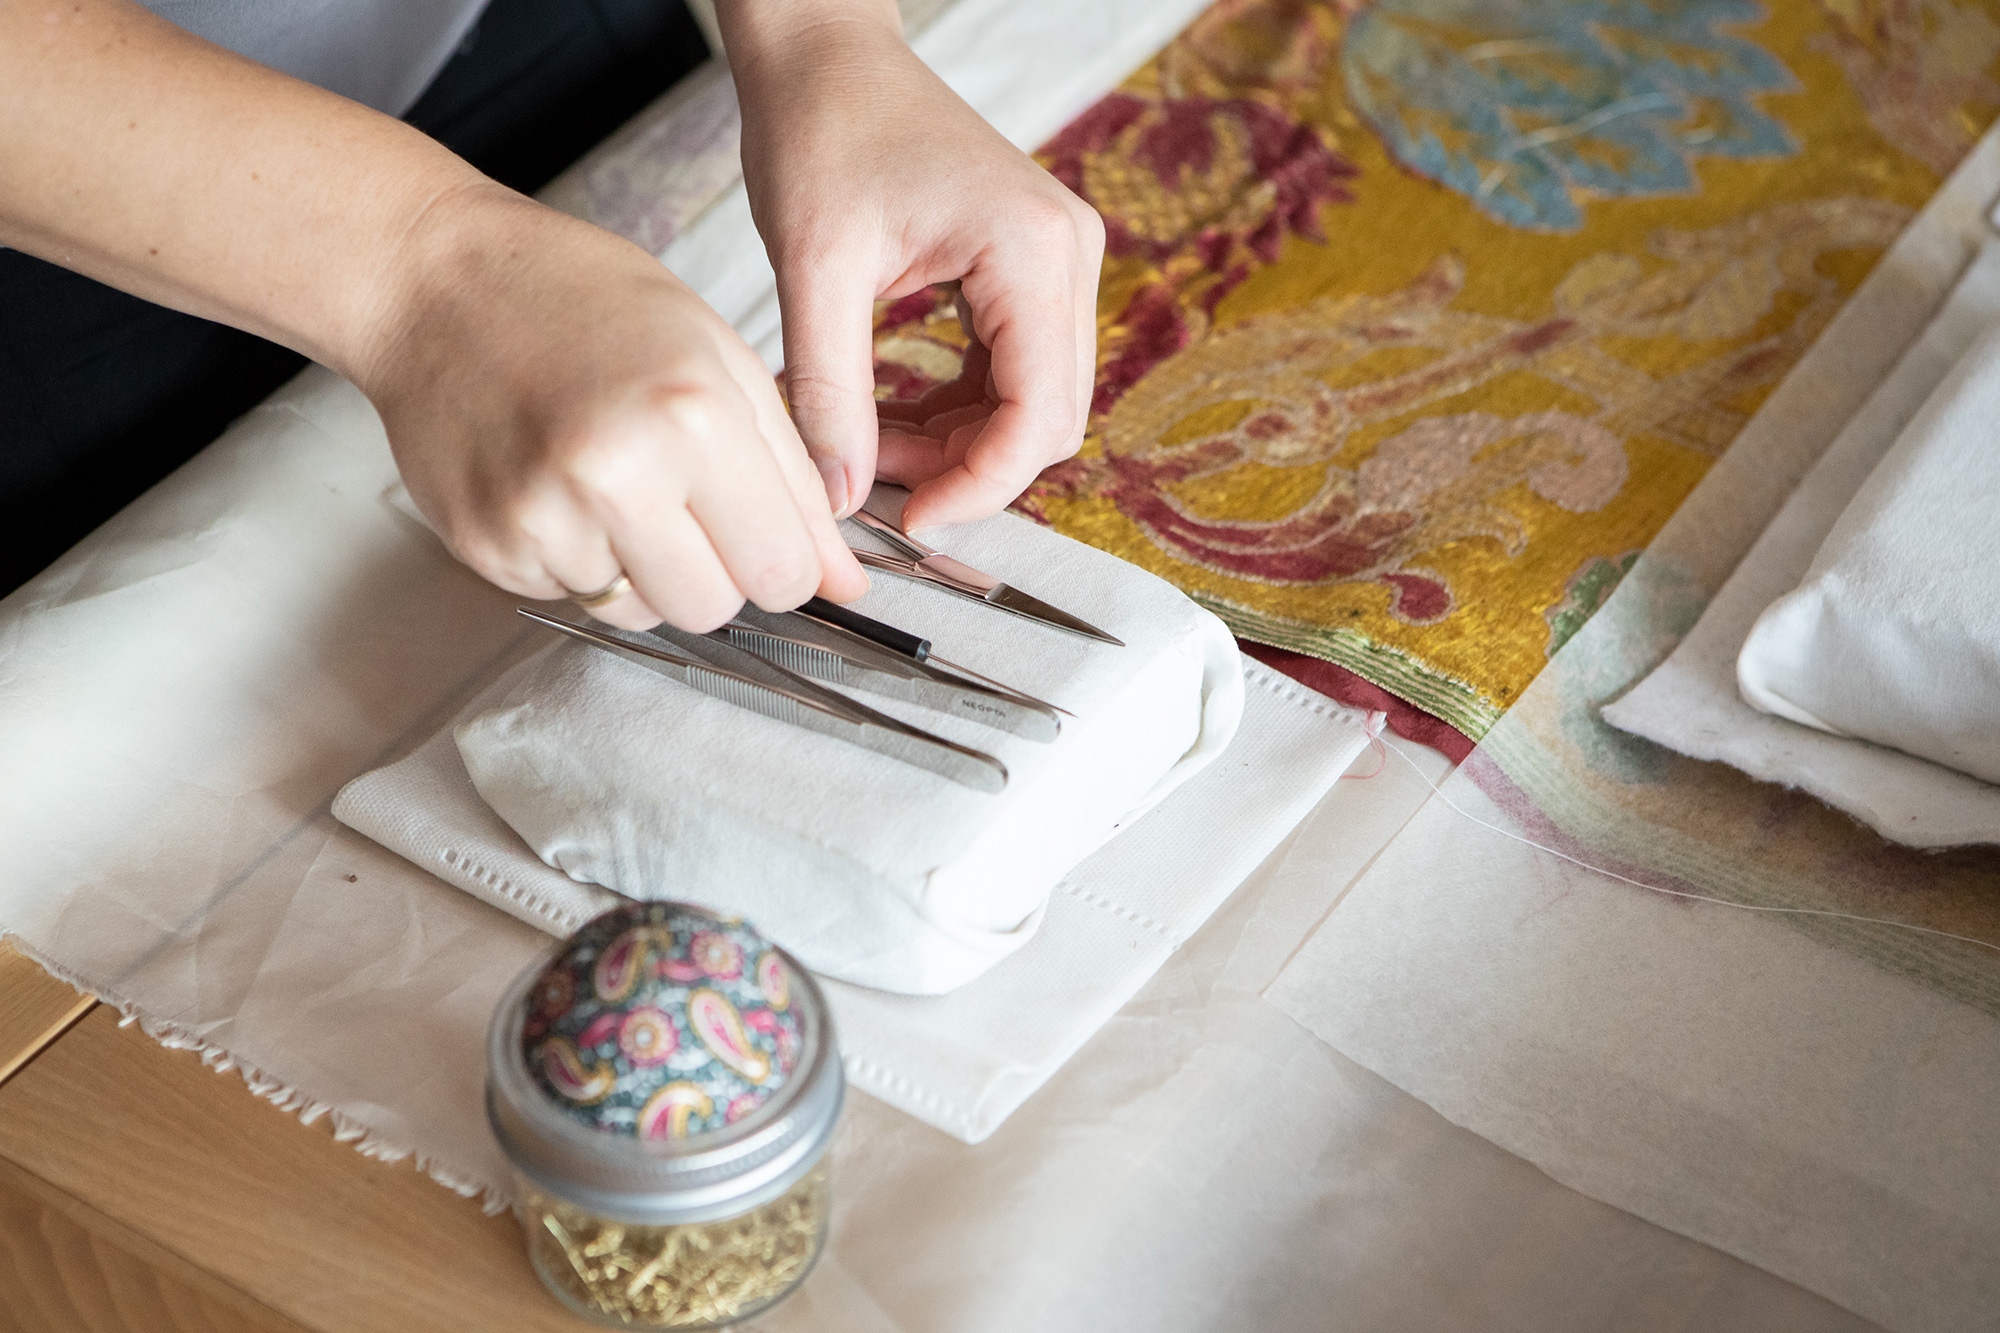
[0,841,1875,1333]
[0,942,94,1088]
[0,1007,579,1333]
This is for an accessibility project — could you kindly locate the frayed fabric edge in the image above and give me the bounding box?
[1,933,512,1215]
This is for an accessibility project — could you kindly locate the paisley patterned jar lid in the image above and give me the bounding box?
[522,902,804,1141]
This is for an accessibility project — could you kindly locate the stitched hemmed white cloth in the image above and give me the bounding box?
[361,499,1244,996]
[1734,322,2000,788]
[1604,241,2000,847]
[335,655,1368,1143]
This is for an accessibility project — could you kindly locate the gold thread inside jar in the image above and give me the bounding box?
[520,1163,830,1328]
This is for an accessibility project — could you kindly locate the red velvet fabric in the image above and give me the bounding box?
[1240,641,1474,764]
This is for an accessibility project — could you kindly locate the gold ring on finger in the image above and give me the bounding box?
[564,572,634,611]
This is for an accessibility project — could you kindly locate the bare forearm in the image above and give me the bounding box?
[0,0,1080,623]
[0,0,492,378]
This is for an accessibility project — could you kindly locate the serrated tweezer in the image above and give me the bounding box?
[517,608,1007,792]
[722,603,1063,743]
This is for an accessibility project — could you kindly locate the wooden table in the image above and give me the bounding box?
[0,943,584,1333]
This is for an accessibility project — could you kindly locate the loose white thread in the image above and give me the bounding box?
[1340,709,1392,781]
[1378,736,2000,957]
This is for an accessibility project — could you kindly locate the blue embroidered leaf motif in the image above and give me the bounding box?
[1342,0,1799,230]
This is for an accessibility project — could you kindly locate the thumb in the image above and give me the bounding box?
[777,264,881,518]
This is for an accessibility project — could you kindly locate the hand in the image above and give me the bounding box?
[725,2,1105,531]
[361,186,869,632]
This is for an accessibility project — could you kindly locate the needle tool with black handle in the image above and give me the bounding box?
[721,600,1065,742]
[792,598,1074,717]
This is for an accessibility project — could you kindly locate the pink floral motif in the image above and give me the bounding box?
[690,930,744,981]
[725,1093,762,1125]
[618,1007,678,1068]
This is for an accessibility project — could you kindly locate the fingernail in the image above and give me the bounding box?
[816,457,849,516]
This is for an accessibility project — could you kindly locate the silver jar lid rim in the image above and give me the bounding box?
[487,938,842,1226]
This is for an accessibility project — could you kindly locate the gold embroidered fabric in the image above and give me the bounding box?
[873,0,2000,736]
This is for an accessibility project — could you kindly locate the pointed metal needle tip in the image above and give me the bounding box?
[986,584,1125,646]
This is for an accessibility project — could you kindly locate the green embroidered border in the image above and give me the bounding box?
[1480,719,2000,1020]
[1194,594,1505,740]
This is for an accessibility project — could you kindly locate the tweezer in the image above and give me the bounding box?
[846,509,1126,647]
[791,598,1072,715]
[517,608,1007,792]
[723,602,1064,742]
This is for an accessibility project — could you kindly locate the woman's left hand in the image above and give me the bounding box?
[721,0,1104,532]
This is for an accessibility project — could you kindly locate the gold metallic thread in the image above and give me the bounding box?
[520,1164,829,1328]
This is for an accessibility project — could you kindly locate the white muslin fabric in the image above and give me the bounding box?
[342,498,1245,995]
[1735,324,2000,787]
[1604,240,2000,847]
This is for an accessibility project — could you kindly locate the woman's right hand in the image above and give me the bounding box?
[362,185,868,632]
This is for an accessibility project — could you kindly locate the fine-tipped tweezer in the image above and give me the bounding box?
[722,602,1064,743]
[518,608,1007,792]
[845,509,1126,647]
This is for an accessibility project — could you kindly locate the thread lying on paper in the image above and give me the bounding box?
[1380,740,2000,958]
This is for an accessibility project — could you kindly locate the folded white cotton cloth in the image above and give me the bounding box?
[339,492,1244,995]
[1736,324,2000,787]
[335,654,1368,1142]
[1604,241,2000,846]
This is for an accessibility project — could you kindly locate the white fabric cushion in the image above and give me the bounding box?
[1604,239,2000,847]
[433,497,1244,995]
[1737,324,2000,787]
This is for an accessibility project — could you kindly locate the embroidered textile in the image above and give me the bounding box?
[873,0,2000,736]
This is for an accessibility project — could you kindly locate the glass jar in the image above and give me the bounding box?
[487,902,842,1329]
